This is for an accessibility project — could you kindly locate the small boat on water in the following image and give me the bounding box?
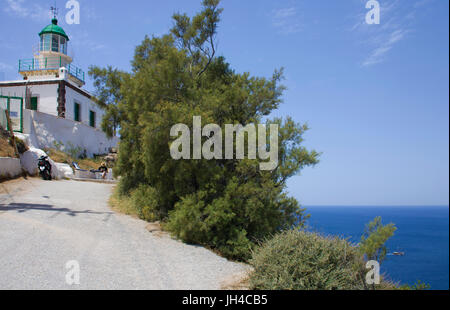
[391,251,405,256]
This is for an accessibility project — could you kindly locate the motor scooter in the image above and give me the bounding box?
[38,156,52,180]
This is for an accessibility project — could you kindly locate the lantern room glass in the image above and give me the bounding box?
[40,34,51,51]
[59,37,67,54]
[40,34,67,55]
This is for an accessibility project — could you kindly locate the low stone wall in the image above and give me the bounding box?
[20,147,74,180]
[74,168,113,180]
[0,157,22,179]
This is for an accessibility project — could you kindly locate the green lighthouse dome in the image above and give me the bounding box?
[39,18,69,41]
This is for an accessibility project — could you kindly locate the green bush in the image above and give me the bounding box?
[166,177,309,261]
[249,230,366,290]
[165,192,208,244]
[130,185,160,222]
[165,190,255,260]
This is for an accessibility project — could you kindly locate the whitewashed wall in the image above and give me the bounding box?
[65,86,104,128]
[0,79,105,128]
[23,109,119,157]
[0,157,22,179]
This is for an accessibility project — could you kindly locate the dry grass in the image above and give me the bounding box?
[220,271,252,290]
[45,148,103,170]
[0,127,15,157]
[108,186,139,218]
[109,187,169,238]
[0,137,15,157]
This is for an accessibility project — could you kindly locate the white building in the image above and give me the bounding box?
[0,16,118,157]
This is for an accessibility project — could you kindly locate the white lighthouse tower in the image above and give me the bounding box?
[0,8,118,157]
[19,8,84,88]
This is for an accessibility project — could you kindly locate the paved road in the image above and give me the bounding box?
[0,178,248,290]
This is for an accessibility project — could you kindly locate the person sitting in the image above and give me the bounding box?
[98,162,108,179]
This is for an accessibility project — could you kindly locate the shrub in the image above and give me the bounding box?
[130,185,160,222]
[165,192,209,245]
[165,190,255,260]
[249,230,366,290]
[166,177,309,261]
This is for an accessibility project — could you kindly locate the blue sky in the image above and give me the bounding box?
[0,0,448,206]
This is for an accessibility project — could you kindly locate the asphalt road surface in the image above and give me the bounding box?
[0,178,248,290]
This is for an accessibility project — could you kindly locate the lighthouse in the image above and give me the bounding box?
[19,11,84,88]
[0,9,118,157]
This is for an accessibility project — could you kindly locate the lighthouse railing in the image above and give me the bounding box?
[19,56,85,83]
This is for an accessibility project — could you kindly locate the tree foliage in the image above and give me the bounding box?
[89,0,319,260]
[359,216,397,264]
[89,66,128,137]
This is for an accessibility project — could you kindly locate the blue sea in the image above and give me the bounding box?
[305,206,449,290]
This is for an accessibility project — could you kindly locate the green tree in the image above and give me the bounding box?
[89,66,128,137]
[359,216,397,264]
[92,0,319,260]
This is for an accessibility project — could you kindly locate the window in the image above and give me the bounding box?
[41,34,51,51]
[40,34,66,54]
[89,110,96,128]
[52,34,59,52]
[59,37,67,55]
[74,102,81,122]
[30,97,38,111]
